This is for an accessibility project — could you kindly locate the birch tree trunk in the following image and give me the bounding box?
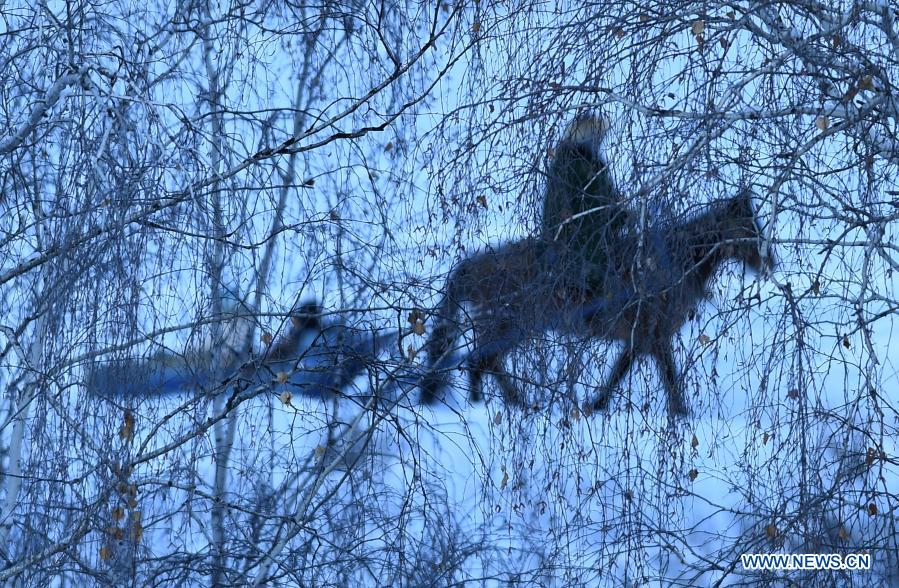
[201,8,234,584]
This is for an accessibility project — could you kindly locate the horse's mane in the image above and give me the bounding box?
[597,195,751,306]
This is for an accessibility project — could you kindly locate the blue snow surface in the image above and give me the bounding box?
[89,256,899,585]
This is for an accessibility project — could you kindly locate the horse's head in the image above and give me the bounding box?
[721,191,776,274]
[291,300,323,332]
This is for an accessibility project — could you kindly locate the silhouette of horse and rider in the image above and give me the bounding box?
[419,112,774,417]
[89,110,773,419]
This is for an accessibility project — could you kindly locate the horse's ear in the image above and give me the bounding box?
[292,300,322,329]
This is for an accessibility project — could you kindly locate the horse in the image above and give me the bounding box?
[419,191,774,417]
[86,301,395,400]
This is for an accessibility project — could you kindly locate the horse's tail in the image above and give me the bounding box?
[420,263,469,404]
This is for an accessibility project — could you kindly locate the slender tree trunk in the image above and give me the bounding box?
[0,313,46,547]
[201,14,232,585]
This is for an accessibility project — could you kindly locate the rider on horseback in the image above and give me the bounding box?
[540,112,630,297]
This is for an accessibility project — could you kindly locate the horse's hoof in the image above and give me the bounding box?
[668,399,689,418]
[592,393,610,413]
[419,374,443,404]
[502,389,523,407]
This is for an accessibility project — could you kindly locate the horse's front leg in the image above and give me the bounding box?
[592,347,634,412]
[653,341,687,417]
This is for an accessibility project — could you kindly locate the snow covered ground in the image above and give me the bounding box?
[110,263,898,585]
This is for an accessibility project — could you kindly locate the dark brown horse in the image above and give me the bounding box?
[420,191,774,417]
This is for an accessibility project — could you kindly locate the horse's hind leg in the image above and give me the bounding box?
[467,361,484,402]
[493,364,524,407]
[653,341,687,417]
[468,352,523,406]
[468,320,525,405]
[592,347,634,412]
[419,370,446,405]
